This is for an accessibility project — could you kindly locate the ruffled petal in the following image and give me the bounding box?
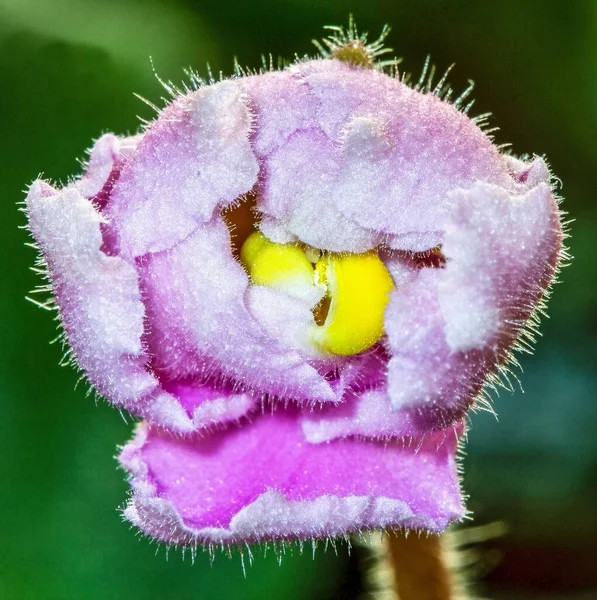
[106,81,259,258]
[161,380,257,431]
[138,217,339,404]
[25,181,159,408]
[295,59,380,141]
[439,179,560,351]
[386,175,562,412]
[120,408,464,545]
[240,70,319,156]
[25,180,253,434]
[300,388,462,444]
[250,59,514,254]
[330,86,514,247]
[299,344,465,443]
[259,127,380,252]
[76,133,140,205]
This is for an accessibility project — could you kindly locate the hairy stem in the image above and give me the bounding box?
[361,529,478,600]
[385,532,457,600]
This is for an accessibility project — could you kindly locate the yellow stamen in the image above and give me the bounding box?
[241,232,318,302]
[313,252,394,355]
[240,232,394,356]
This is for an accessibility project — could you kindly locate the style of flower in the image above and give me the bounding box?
[25,22,564,548]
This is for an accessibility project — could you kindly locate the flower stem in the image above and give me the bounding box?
[361,530,472,600]
[385,532,458,600]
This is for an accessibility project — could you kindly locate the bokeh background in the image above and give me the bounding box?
[1,1,595,598]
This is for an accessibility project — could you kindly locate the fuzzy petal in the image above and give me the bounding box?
[295,60,379,141]
[25,181,159,408]
[240,70,319,156]
[386,178,562,412]
[300,388,460,443]
[120,409,464,545]
[25,180,241,434]
[439,180,560,351]
[106,81,259,258]
[299,345,465,443]
[253,59,514,253]
[161,380,257,431]
[259,128,380,252]
[138,218,339,404]
[331,91,514,246]
[76,133,140,204]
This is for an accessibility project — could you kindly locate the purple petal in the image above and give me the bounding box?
[25,181,159,407]
[120,408,464,545]
[25,180,263,434]
[296,59,379,140]
[75,133,140,204]
[259,127,381,252]
[300,346,465,442]
[329,83,514,244]
[386,178,562,412]
[106,81,259,258]
[240,70,319,156]
[161,380,257,430]
[26,58,564,442]
[138,217,339,404]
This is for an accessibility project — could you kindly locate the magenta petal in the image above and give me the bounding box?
[240,70,319,156]
[299,346,464,443]
[331,92,513,243]
[120,408,464,545]
[296,59,377,140]
[300,388,441,443]
[386,268,481,411]
[439,179,561,352]
[162,380,257,430]
[25,180,247,434]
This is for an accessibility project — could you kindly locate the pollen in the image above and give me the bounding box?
[241,232,394,356]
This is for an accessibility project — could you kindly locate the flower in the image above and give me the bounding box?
[25,22,563,547]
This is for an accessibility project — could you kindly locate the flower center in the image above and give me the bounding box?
[241,232,394,356]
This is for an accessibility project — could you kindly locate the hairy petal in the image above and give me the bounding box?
[25,180,259,434]
[120,409,464,545]
[76,133,140,204]
[250,59,515,253]
[25,181,159,408]
[386,268,485,411]
[301,388,461,443]
[138,218,338,404]
[106,81,259,258]
[332,95,513,246]
[259,127,380,252]
[240,69,319,156]
[300,345,464,443]
[160,380,257,431]
[386,175,562,412]
[439,177,560,351]
[296,59,377,141]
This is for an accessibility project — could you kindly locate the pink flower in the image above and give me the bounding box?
[25,26,563,547]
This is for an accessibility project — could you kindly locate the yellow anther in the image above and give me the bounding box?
[240,232,394,357]
[312,252,394,356]
[241,232,318,301]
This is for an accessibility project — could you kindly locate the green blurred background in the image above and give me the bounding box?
[1,1,595,598]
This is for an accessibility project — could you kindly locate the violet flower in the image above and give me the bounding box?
[25,24,563,547]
